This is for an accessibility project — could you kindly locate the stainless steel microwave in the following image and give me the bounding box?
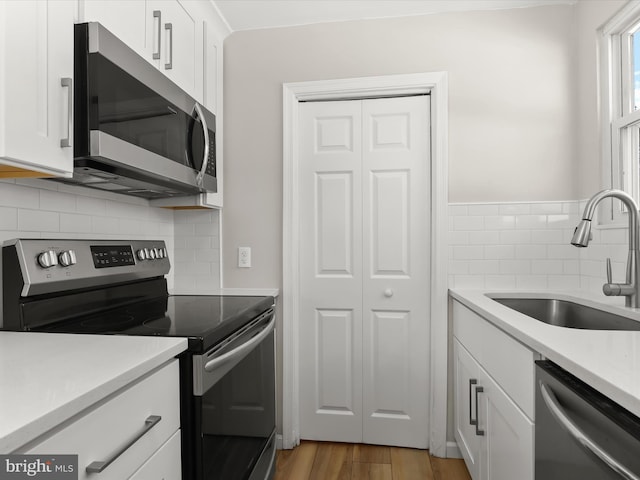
[55,22,216,199]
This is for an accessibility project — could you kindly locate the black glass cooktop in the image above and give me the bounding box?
[37,295,275,353]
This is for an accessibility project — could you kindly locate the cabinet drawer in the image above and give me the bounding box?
[24,360,180,480]
[128,429,181,480]
[453,300,536,419]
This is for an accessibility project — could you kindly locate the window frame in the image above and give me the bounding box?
[600,1,640,225]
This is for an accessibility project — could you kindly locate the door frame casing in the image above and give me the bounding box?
[282,72,449,456]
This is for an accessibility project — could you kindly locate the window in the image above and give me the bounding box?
[601,2,640,224]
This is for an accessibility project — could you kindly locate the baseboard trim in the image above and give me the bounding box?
[446,441,462,459]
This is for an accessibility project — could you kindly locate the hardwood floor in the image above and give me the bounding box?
[275,441,472,480]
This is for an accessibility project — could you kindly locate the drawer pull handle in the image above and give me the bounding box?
[86,415,161,473]
[474,386,485,436]
[469,379,478,426]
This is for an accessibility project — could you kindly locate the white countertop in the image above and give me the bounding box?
[449,289,640,418]
[0,332,187,453]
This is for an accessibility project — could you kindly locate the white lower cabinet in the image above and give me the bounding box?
[129,430,182,480]
[21,360,181,480]
[453,300,536,480]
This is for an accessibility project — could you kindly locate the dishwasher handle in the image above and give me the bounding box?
[540,382,640,480]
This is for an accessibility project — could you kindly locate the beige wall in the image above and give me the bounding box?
[222,4,587,288]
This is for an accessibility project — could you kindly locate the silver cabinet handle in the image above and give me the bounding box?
[153,11,161,60]
[164,23,173,70]
[540,382,640,480]
[204,316,275,372]
[474,385,485,436]
[192,102,210,189]
[60,78,72,148]
[85,415,161,473]
[469,379,478,426]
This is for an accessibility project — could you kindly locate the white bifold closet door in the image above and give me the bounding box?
[298,95,431,448]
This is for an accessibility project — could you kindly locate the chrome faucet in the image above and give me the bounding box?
[571,189,640,308]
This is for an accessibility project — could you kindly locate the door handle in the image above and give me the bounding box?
[384,289,393,298]
[474,385,485,436]
[192,102,210,188]
[60,78,72,148]
[164,23,173,70]
[469,379,478,426]
[153,11,161,60]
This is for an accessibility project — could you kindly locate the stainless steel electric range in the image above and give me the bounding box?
[2,238,276,480]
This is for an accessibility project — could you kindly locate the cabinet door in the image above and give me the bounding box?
[478,369,534,480]
[453,339,481,480]
[0,0,74,177]
[80,0,148,60]
[147,0,196,97]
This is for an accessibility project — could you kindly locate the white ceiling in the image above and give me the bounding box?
[212,0,577,32]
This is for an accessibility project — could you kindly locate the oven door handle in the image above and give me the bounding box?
[204,316,275,372]
[540,382,640,480]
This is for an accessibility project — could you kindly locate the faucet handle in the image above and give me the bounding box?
[606,258,612,284]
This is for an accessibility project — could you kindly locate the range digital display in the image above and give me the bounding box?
[91,245,135,268]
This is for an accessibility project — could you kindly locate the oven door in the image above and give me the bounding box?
[191,309,276,480]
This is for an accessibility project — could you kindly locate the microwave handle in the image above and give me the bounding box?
[193,102,210,188]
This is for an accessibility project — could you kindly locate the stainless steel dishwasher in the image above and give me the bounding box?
[536,360,640,479]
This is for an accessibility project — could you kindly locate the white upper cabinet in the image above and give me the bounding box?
[146,0,197,98]
[80,1,147,57]
[81,0,198,101]
[0,0,75,178]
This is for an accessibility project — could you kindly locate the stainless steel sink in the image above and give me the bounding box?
[490,297,640,331]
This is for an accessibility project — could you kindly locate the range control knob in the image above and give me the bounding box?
[136,249,147,261]
[148,248,157,260]
[58,250,77,267]
[37,250,58,269]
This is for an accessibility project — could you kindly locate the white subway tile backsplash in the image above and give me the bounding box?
[40,189,77,213]
[60,213,92,233]
[484,215,515,230]
[499,204,531,215]
[515,244,547,259]
[467,204,500,216]
[499,230,531,245]
[453,216,484,231]
[0,180,220,294]
[515,215,547,229]
[18,209,59,232]
[515,275,548,289]
[484,245,515,259]
[500,259,531,275]
[448,200,590,291]
[468,231,500,245]
[452,245,484,260]
[530,203,563,215]
[0,207,18,230]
